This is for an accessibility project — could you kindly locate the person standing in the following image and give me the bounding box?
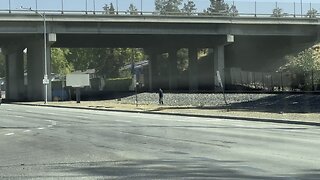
[158,88,164,105]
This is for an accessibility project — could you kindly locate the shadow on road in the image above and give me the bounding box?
[59,159,320,179]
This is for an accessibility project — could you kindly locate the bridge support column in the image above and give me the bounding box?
[148,50,158,92]
[188,48,198,92]
[4,47,25,101]
[27,40,52,101]
[168,49,178,91]
[214,45,225,91]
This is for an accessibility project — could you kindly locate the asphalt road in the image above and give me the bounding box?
[0,104,319,179]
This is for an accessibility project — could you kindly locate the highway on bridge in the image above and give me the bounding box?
[0,104,319,179]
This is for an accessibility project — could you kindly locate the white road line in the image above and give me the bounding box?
[5,133,14,136]
[37,127,45,130]
[45,120,57,128]
[114,120,132,123]
[23,130,31,133]
[75,116,88,119]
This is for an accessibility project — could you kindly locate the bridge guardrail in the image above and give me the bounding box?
[0,0,319,18]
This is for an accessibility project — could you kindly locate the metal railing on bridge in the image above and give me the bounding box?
[0,0,319,18]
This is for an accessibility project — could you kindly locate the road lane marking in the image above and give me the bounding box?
[14,115,24,118]
[5,133,14,136]
[114,120,132,123]
[45,120,57,128]
[23,130,31,133]
[37,127,45,130]
[75,116,89,119]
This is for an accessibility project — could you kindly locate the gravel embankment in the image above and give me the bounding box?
[118,93,320,113]
[119,93,275,106]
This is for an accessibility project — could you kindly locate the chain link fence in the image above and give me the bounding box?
[0,0,319,17]
[228,68,320,92]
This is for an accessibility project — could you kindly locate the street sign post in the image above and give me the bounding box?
[216,71,228,106]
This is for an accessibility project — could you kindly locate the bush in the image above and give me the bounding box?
[104,78,132,91]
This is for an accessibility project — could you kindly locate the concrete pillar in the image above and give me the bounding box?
[5,47,25,101]
[168,49,178,91]
[27,40,52,101]
[148,51,158,92]
[188,48,198,91]
[214,45,225,91]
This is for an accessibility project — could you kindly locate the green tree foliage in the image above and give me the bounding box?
[280,45,320,89]
[66,48,145,78]
[155,0,183,14]
[103,3,115,14]
[0,52,5,77]
[307,8,318,18]
[181,1,197,15]
[271,7,286,17]
[281,48,320,74]
[51,48,74,76]
[177,48,189,72]
[204,0,238,16]
[128,4,138,15]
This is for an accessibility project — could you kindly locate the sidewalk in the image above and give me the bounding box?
[14,100,320,126]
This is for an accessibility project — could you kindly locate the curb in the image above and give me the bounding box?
[9,102,320,127]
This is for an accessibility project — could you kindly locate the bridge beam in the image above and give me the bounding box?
[26,39,52,102]
[3,46,25,101]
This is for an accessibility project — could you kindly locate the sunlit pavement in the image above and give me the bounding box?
[0,104,319,179]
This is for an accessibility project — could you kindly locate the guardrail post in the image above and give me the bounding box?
[141,0,143,15]
[294,2,296,17]
[93,0,96,14]
[309,2,312,18]
[254,1,257,17]
[117,0,119,14]
[86,0,88,14]
[9,0,11,13]
[35,0,38,12]
[61,0,64,14]
[300,0,303,17]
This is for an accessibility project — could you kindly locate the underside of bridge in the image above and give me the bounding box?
[0,32,318,101]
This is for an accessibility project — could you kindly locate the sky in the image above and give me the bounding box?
[0,0,319,15]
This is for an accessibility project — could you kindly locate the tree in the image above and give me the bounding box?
[103,3,115,14]
[155,0,183,14]
[51,48,74,76]
[280,45,320,90]
[307,8,318,18]
[204,0,238,16]
[229,4,238,16]
[271,7,285,17]
[128,4,138,15]
[66,48,145,78]
[0,52,5,77]
[181,1,196,15]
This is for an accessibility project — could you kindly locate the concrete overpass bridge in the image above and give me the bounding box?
[0,13,319,101]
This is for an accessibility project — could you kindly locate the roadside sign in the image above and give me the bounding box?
[43,78,49,85]
[66,73,90,87]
